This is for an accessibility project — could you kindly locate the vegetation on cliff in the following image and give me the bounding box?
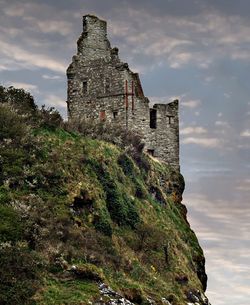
[0,86,207,305]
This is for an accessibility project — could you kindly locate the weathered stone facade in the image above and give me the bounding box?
[67,15,179,170]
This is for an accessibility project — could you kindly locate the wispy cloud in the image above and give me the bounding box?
[0,40,66,73]
[182,99,201,108]
[180,126,207,135]
[182,136,220,148]
[185,191,250,305]
[5,81,39,94]
[43,94,66,109]
[240,129,250,137]
[215,120,230,127]
[236,179,250,191]
[42,74,63,80]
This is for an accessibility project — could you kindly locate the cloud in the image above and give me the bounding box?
[185,191,250,305]
[42,74,62,80]
[21,17,73,36]
[180,126,207,135]
[3,4,25,17]
[204,76,214,83]
[182,99,201,108]
[182,136,220,148]
[240,129,250,137]
[215,120,230,127]
[148,94,186,105]
[169,52,193,69]
[108,6,250,73]
[236,179,250,191]
[0,64,9,71]
[0,40,66,73]
[5,82,39,94]
[145,39,192,59]
[43,94,66,109]
[224,92,231,99]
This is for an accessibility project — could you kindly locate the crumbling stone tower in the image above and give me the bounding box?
[67,15,179,170]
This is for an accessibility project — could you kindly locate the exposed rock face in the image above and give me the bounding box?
[93,283,211,305]
[67,15,179,170]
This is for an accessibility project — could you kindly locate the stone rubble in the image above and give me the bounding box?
[92,283,211,305]
[94,283,134,305]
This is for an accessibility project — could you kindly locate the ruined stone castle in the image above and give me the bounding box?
[67,15,179,170]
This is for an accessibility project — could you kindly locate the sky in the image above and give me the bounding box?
[0,0,249,304]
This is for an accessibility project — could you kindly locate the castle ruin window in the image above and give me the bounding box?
[99,110,106,121]
[150,109,157,129]
[113,110,118,119]
[67,72,74,79]
[82,80,88,95]
[147,149,155,156]
[167,115,174,125]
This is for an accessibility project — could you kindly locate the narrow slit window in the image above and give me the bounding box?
[82,81,88,95]
[150,109,157,129]
[113,111,118,119]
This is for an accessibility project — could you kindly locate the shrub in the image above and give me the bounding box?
[117,153,135,177]
[99,168,139,228]
[130,151,151,175]
[71,263,105,281]
[87,161,140,228]
[0,105,27,143]
[134,178,147,199]
[38,105,63,130]
[0,246,42,305]
[93,208,113,237]
[121,287,144,304]
[78,229,121,268]
[0,85,37,114]
[65,119,144,156]
[0,146,31,188]
[0,205,24,243]
[135,223,168,253]
[149,185,166,204]
[0,186,11,204]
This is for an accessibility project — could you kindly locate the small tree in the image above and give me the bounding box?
[0,85,37,114]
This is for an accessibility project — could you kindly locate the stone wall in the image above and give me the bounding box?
[67,14,180,170]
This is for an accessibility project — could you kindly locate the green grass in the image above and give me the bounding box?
[0,123,206,305]
[37,278,99,305]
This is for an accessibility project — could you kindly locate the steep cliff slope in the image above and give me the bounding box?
[0,88,209,305]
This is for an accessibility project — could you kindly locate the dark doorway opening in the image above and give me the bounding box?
[150,109,157,129]
[147,149,155,156]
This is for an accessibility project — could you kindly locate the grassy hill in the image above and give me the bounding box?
[0,86,208,305]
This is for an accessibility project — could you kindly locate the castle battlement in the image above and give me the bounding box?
[67,15,180,170]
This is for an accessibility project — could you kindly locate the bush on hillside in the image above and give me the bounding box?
[0,105,27,143]
[0,246,42,305]
[0,205,24,243]
[0,85,63,131]
[117,153,135,177]
[65,119,144,154]
[38,105,63,130]
[90,162,140,228]
[93,208,113,237]
[0,85,37,114]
